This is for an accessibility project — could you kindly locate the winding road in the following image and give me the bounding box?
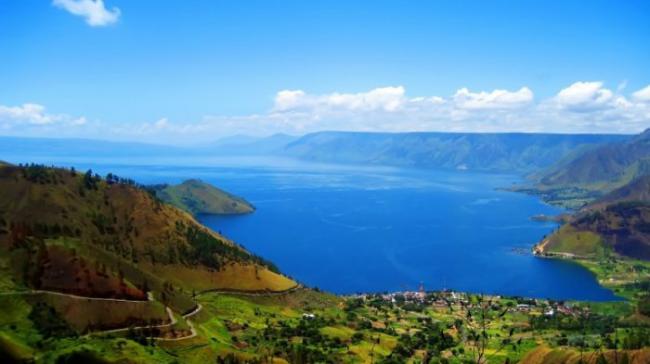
[0,285,301,342]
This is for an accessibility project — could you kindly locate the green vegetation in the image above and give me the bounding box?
[152,179,254,216]
[1,162,649,362]
[520,129,650,208]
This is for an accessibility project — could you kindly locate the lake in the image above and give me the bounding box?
[11,156,619,301]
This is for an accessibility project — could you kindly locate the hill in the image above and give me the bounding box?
[282,131,627,173]
[523,129,650,207]
[0,163,295,311]
[152,179,254,216]
[535,176,650,261]
[589,175,650,209]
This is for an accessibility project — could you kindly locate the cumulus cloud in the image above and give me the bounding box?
[3,81,649,143]
[0,103,86,128]
[273,86,406,112]
[53,0,120,27]
[553,81,615,111]
[632,85,650,102]
[453,87,533,110]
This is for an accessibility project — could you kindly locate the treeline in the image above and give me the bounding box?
[179,223,279,273]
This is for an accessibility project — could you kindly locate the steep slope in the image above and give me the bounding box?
[539,129,650,186]
[0,164,295,311]
[588,175,650,209]
[282,131,626,173]
[535,176,650,260]
[152,179,254,216]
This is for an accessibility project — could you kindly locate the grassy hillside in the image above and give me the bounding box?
[590,175,650,209]
[0,164,294,304]
[536,175,650,261]
[282,131,627,173]
[521,129,650,208]
[152,179,254,216]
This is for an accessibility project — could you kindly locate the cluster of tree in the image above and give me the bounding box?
[181,225,279,273]
[529,311,618,332]
[27,222,81,239]
[28,301,76,339]
[382,320,456,363]
[18,163,63,184]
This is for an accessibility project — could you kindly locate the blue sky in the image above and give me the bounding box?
[0,0,649,143]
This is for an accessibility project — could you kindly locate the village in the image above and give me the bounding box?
[344,284,585,319]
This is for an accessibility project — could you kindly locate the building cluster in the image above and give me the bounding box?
[348,289,585,318]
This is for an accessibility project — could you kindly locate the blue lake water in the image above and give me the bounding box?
[9,156,619,301]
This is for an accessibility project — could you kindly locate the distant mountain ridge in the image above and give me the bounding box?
[519,129,650,208]
[281,131,628,173]
[537,129,650,188]
[0,133,628,175]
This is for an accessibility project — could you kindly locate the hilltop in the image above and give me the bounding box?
[152,179,254,216]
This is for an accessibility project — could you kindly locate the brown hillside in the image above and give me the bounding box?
[0,164,295,310]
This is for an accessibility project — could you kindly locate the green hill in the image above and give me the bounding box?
[535,176,650,261]
[152,179,254,216]
[523,129,650,208]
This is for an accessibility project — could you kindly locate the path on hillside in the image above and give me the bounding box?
[1,285,301,341]
[197,284,303,297]
[0,289,199,340]
[0,289,153,302]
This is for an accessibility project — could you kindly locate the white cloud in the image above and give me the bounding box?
[3,81,649,144]
[53,0,120,27]
[632,85,650,102]
[0,103,86,128]
[273,90,307,111]
[0,103,59,125]
[453,87,533,110]
[554,81,614,111]
[273,86,406,112]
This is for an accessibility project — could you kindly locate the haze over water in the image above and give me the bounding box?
[18,156,619,301]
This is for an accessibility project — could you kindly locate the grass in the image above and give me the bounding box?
[544,225,605,257]
[149,262,296,293]
[33,293,169,332]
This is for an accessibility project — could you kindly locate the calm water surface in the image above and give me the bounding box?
[15,156,619,301]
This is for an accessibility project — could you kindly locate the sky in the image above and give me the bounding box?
[0,0,649,144]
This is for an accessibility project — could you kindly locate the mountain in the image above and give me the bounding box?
[535,176,650,260]
[152,179,254,216]
[0,164,295,312]
[524,129,650,207]
[282,131,628,173]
